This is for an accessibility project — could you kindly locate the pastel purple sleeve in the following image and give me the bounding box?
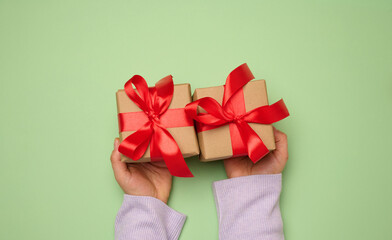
[115,195,186,240]
[213,174,284,240]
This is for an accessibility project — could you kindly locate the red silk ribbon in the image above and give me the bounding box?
[185,64,290,163]
[118,75,194,177]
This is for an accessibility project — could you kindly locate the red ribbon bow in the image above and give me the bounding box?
[118,75,193,177]
[185,64,289,162]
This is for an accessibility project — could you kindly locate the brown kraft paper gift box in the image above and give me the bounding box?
[193,80,275,162]
[116,83,200,163]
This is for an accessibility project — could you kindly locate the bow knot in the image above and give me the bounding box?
[230,113,244,123]
[145,110,160,123]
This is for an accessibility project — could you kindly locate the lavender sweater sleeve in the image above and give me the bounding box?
[213,174,284,240]
[115,195,186,240]
[115,174,283,240]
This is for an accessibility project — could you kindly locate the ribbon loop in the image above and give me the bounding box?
[124,75,152,112]
[118,122,153,160]
[185,97,232,126]
[154,75,174,115]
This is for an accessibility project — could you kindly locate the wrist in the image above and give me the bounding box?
[226,170,282,179]
[123,189,169,204]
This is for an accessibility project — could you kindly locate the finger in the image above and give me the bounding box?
[223,157,236,169]
[273,127,288,161]
[111,138,130,182]
[150,160,169,168]
[223,157,250,178]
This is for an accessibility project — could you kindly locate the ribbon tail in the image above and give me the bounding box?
[236,121,269,163]
[223,63,255,106]
[153,125,194,177]
[244,99,290,124]
[118,123,153,161]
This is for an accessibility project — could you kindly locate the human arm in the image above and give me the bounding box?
[111,138,186,240]
[213,128,288,240]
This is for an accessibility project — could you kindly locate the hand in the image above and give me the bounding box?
[110,138,172,204]
[223,127,288,178]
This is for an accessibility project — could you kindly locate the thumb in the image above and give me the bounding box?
[111,138,130,184]
[272,127,288,163]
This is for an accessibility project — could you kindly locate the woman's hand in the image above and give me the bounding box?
[223,127,288,178]
[110,138,172,204]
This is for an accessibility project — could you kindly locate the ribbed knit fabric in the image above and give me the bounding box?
[115,195,186,240]
[212,174,284,240]
[114,174,284,240]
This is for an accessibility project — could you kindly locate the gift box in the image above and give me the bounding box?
[186,64,289,162]
[116,75,199,177]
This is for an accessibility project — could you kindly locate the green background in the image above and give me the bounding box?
[1,0,391,239]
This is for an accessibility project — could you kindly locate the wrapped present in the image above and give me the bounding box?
[185,64,289,162]
[116,75,199,177]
